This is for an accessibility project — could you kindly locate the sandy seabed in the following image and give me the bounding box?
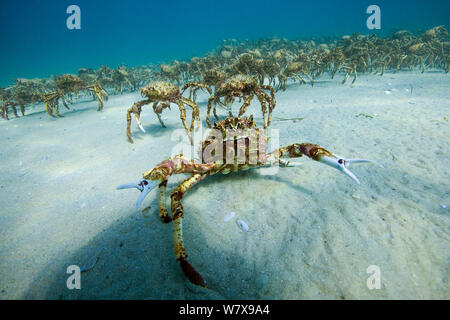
[0,71,448,299]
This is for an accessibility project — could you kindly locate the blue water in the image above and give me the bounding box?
[1,0,449,86]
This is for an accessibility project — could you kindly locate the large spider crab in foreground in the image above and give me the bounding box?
[206,75,276,129]
[126,81,209,144]
[118,117,373,288]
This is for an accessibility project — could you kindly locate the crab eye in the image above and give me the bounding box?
[142,180,148,186]
[338,159,344,164]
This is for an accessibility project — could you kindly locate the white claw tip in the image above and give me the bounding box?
[138,124,146,133]
[320,156,373,185]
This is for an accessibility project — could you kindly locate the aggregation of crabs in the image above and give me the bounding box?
[2,26,448,288]
[2,26,448,122]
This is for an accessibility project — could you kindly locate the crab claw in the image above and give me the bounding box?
[319,156,373,184]
[117,181,144,191]
[136,119,146,133]
[133,114,146,133]
[117,179,158,208]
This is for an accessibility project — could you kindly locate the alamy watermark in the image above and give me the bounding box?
[169,123,281,175]
[66,265,81,289]
[366,5,381,30]
[66,5,81,30]
[366,265,381,290]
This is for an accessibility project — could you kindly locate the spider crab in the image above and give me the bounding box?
[206,75,276,129]
[126,81,207,144]
[181,81,212,103]
[0,87,18,120]
[43,74,108,117]
[1,82,43,120]
[118,116,373,288]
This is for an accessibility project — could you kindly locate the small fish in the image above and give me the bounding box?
[236,219,249,232]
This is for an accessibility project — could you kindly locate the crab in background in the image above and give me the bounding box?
[421,25,448,41]
[180,81,212,104]
[125,81,206,144]
[10,78,47,117]
[1,79,46,120]
[206,75,276,129]
[118,116,373,288]
[277,61,315,91]
[112,66,138,94]
[43,74,108,117]
[0,87,18,120]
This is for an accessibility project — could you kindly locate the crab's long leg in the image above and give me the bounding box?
[43,92,58,117]
[342,68,350,84]
[5,105,10,119]
[152,102,167,128]
[11,104,18,118]
[176,101,194,145]
[255,91,269,129]
[126,99,151,143]
[3,103,9,120]
[126,107,136,143]
[92,89,104,110]
[181,97,200,132]
[237,93,254,118]
[54,107,63,118]
[158,179,172,223]
[181,82,212,102]
[170,173,207,287]
[125,78,134,91]
[259,84,276,127]
[295,74,307,85]
[180,82,194,97]
[179,99,194,131]
[301,72,314,87]
[89,85,107,111]
[192,85,212,102]
[351,65,358,84]
[134,109,145,133]
[267,100,276,127]
[260,91,275,129]
[50,98,64,117]
[206,97,215,128]
[61,96,70,110]
[2,102,11,119]
[342,64,357,84]
[280,76,287,91]
[1,104,7,120]
[214,100,222,120]
[185,86,194,100]
[44,101,54,117]
[275,79,281,92]
[94,84,108,101]
[48,100,59,117]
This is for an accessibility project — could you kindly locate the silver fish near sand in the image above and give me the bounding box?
[236,219,249,232]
